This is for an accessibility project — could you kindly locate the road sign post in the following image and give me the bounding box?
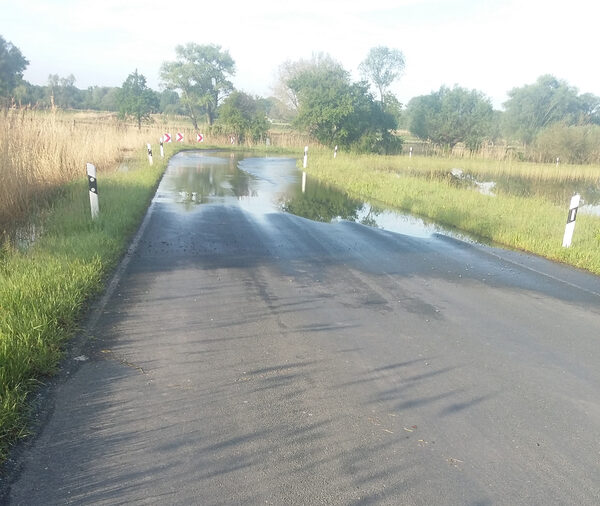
[86,163,99,219]
[147,143,153,165]
[562,194,581,247]
[160,138,164,157]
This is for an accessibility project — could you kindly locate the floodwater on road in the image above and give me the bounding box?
[157,150,464,240]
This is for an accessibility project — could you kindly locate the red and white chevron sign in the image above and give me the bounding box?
[197,133,204,142]
[176,132,184,142]
[163,133,171,143]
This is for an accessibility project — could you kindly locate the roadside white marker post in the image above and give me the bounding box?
[562,194,581,247]
[334,145,338,158]
[302,171,307,193]
[303,145,308,168]
[147,143,153,165]
[86,163,99,220]
[409,146,413,158]
[160,137,164,157]
[556,157,560,167]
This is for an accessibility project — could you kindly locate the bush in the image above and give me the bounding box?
[535,123,600,164]
[353,131,403,155]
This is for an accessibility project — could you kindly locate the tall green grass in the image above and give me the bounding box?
[0,148,171,461]
[304,151,600,274]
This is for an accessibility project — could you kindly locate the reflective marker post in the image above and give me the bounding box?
[562,194,581,247]
[334,145,338,158]
[147,143,153,165]
[303,145,308,169]
[160,137,164,158]
[86,163,99,220]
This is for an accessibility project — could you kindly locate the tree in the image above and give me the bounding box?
[502,75,599,144]
[47,74,83,109]
[214,91,269,143]
[160,43,235,128]
[288,58,400,153]
[273,53,345,113]
[0,35,29,103]
[116,70,158,129]
[359,46,405,104]
[407,85,495,150]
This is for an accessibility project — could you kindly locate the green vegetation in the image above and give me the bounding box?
[406,86,496,150]
[286,55,401,154]
[117,70,159,130]
[503,75,600,145]
[213,91,270,143]
[0,148,170,460]
[0,35,28,106]
[303,151,600,274]
[160,43,235,128]
[358,46,405,104]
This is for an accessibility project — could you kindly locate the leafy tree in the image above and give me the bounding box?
[214,91,269,143]
[160,43,235,128]
[159,90,183,115]
[47,74,83,109]
[116,70,158,129]
[359,46,405,104]
[502,75,599,144]
[83,86,120,111]
[407,85,495,150]
[0,35,29,103]
[273,53,344,113]
[288,58,400,153]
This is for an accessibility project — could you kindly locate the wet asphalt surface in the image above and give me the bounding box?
[4,152,600,505]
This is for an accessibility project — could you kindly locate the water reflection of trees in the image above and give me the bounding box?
[169,161,253,207]
[283,181,371,223]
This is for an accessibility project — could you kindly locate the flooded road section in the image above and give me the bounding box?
[8,151,600,505]
[158,150,445,238]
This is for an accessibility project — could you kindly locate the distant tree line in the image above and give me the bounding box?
[2,33,600,160]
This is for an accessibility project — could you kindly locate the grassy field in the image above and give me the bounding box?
[303,150,600,275]
[0,146,176,461]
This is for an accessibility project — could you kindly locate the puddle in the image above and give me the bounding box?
[158,151,460,240]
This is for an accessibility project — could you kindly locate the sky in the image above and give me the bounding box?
[2,0,599,109]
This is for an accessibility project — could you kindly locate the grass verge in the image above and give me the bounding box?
[304,151,600,275]
[0,146,175,462]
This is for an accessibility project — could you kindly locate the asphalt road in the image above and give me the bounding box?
[4,152,600,505]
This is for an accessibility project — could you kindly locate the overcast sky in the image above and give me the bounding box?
[3,0,599,109]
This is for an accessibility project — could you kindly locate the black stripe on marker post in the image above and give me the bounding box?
[88,175,98,194]
[567,207,577,224]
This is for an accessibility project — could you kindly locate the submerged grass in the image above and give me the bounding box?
[0,147,173,461]
[304,151,600,275]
